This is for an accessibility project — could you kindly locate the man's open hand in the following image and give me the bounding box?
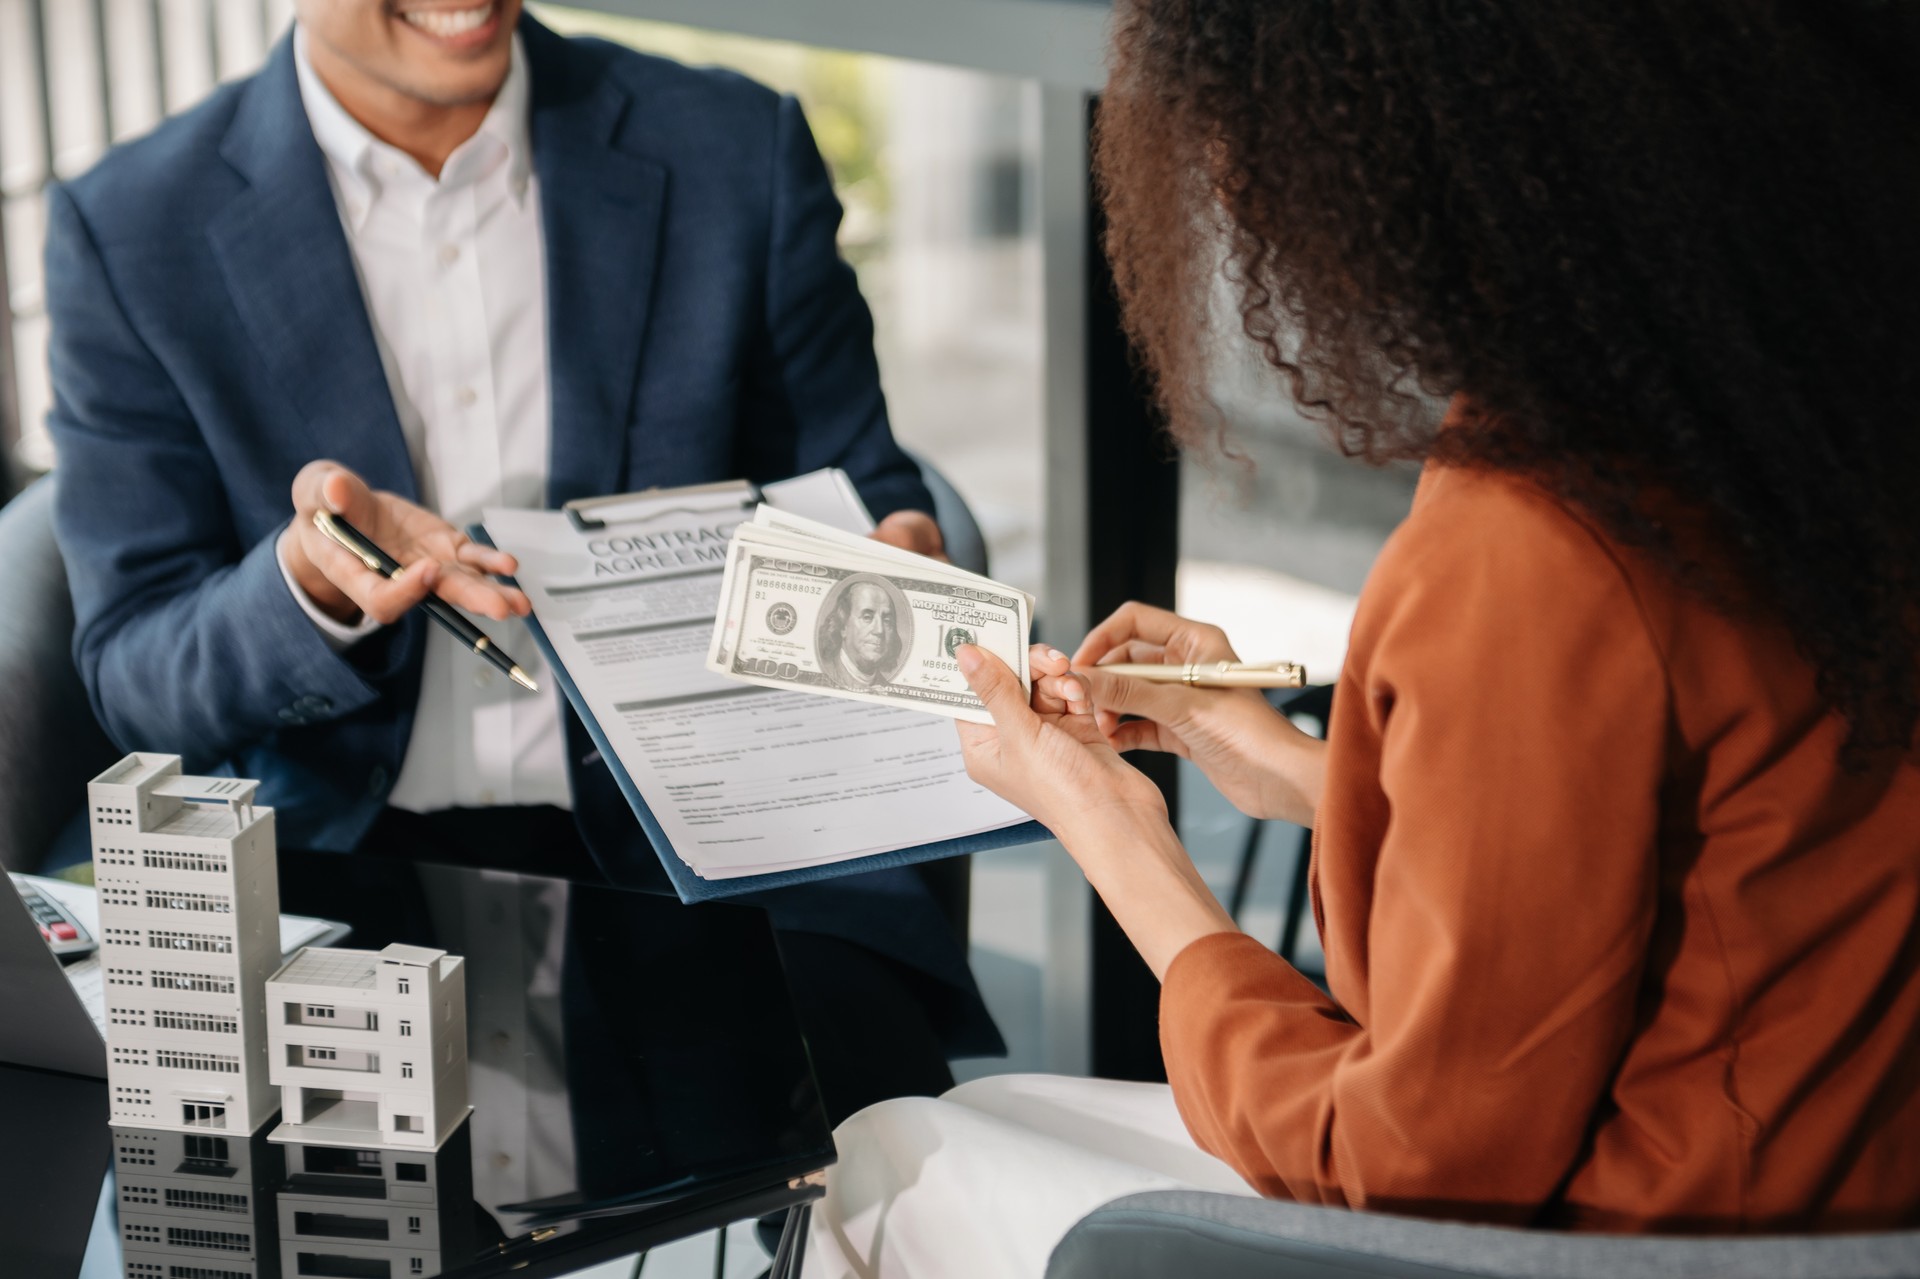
[280,460,530,627]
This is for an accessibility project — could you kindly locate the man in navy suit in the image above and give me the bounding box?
[44,0,996,1122]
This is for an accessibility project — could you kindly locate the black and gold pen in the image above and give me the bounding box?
[313,509,539,692]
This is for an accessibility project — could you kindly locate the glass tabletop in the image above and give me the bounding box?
[4,865,834,1279]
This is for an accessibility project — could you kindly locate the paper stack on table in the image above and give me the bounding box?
[708,507,1033,724]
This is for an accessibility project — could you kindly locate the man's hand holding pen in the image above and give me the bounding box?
[279,459,531,627]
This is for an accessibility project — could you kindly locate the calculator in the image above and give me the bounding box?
[7,874,96,962]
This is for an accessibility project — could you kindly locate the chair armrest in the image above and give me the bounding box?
[1046,1190,1920,1279]
[0,479,119,871]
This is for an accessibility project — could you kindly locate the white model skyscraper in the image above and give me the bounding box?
[91,753,281,1134]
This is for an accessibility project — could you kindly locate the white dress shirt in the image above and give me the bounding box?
[282,28,569,812]
[282,30,578,1214]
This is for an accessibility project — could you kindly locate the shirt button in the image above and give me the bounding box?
[474,666,494,687]
[368,766,391,796]
[456,386,477,408]
[478,788,496,805]
[438,243,460,265]
[492,1152,512,1170]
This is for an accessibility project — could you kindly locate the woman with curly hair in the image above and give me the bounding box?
[807,2,1920,1273]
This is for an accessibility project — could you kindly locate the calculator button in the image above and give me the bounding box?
[49,923,77,941]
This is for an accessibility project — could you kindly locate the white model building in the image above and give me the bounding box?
[92,753,282,1134]
[265,943,469,1150]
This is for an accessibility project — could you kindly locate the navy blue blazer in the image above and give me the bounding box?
[45,18,996,1051]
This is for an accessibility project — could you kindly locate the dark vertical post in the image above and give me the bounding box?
[92,0,116,143]
[150,0,171,115]
[1081,97,1180,1082]
[29,0,58,172]
[205,0,223,88]
[0,207,18,500]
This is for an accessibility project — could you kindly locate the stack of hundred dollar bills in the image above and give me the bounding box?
[707,507,1033,724]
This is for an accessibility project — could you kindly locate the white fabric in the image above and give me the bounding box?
[807,1074,1258,1279]
[281,27,568,812]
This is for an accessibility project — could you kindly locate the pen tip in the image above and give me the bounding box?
[510,666,539,693]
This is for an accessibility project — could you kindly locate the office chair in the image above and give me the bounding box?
[1048,1191,1920,1279]
[0,478,118,872]
[1225,683,1333,981]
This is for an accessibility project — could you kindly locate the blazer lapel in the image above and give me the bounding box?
[206,39,417,503]
[523,17,668,508]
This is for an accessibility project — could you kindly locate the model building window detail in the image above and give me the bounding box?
[267,942,470,1149]
[90,754,281,1136]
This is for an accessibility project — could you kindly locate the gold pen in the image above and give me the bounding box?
[313,510,539,693]
[1095,660,1307,689]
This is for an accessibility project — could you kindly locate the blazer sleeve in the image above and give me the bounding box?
[744,94,933,522]
[1158,479,1671,1222]
[42,182,391,770]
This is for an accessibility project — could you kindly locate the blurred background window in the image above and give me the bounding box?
[1,0,299,486]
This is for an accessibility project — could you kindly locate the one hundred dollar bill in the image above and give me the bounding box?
[708,517,1034,670]
[708,540,1030,723]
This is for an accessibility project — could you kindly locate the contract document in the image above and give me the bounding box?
[479,472,1038,896]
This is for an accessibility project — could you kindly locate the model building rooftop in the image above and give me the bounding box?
[151,802,257,839]
[274,943,459,990]
[91,753,269,838]
[378,943,447,968]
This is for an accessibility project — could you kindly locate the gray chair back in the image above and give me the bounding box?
[0,479,119,871]
[910,451,988,577]
[1049,1190,1920,1279]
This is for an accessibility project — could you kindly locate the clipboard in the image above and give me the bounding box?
[471,477,1045,903]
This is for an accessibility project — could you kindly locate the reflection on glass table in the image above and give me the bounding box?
[275,1122,479,1279]
[6,863,836,1279]
[113,1125,284,1279]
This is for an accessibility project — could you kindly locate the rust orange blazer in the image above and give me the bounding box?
[1160,462,1920,1232]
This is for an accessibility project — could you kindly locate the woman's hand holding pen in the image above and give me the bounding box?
[281,460,532,627]
[1074,603,1327,828]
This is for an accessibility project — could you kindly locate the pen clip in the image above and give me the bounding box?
[562,481,761,532]
[313,510,385,574]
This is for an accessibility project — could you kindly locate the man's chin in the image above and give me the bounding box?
[392,65,511,109]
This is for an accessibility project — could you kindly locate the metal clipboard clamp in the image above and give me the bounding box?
[562,480,762,533]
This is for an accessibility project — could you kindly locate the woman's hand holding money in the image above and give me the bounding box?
[955,642,1239,980]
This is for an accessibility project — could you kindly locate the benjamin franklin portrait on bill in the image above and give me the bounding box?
[816,574,913,689]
